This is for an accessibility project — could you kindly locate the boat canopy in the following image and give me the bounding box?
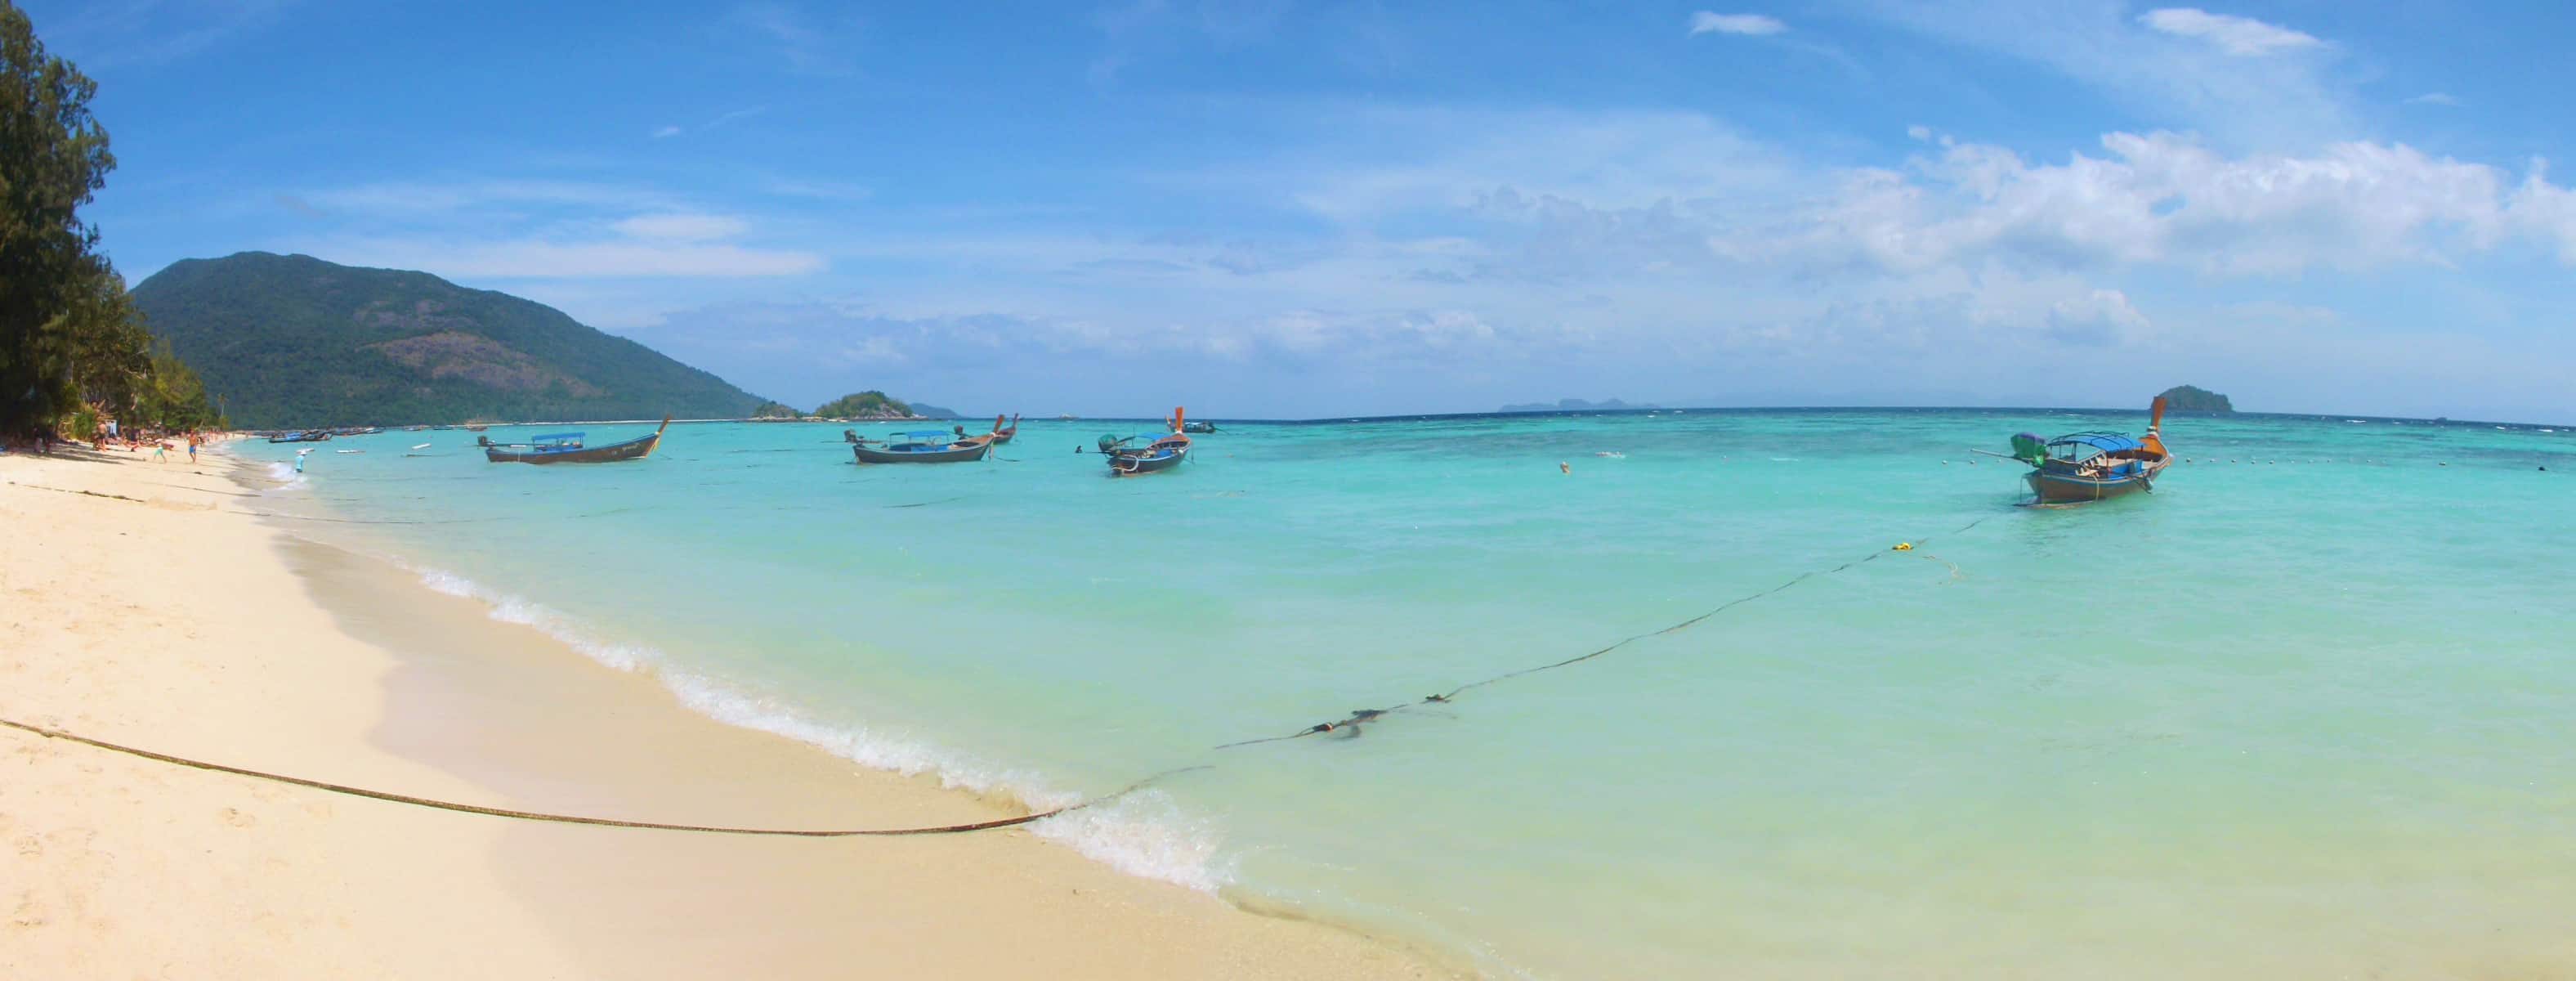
[2045,431,2142,460]
[530,432,584,442]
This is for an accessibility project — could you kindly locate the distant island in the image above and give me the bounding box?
[2157,385,2235,413]
[1499,397,1661,413]
[811,390,968,420]
[131,252,771,428]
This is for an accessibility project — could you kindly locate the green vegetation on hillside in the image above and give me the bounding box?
[0,4,221,438]
[2157,385,2235,413]
[752,401,803,419]
[812,391,913,419]
[130,252,770,428]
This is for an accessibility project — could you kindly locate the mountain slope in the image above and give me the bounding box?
[131,252,767,428]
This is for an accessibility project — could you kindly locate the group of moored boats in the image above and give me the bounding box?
[423,399,2182,504]
[467,409,1210,479]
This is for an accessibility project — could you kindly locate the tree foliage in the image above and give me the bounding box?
[812,391,914,419]
[0,3,219,436]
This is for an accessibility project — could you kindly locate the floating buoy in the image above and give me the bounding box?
[1893,542,1914,551]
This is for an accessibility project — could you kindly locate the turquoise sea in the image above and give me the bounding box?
[239,410,2574,979]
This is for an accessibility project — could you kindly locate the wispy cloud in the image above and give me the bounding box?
[647,106,768,141]
[38,0,300,69]
[1689,11,1788,36]
[2403,92,2462,107]
[612,213,754,240]
[317,239,825,279]
[732,2,856,75]
[1848,0,2350,150]
[2137,7,2323,56]
[761,178,874,204]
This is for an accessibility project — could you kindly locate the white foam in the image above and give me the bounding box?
[396,561,1232,893]
[1033,789,1237,893]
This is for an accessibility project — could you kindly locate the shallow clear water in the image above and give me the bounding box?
[241,410,2576,979]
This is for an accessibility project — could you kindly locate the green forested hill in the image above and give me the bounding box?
[130,252,767,428]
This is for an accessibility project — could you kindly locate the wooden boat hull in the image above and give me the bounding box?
[2026,458,2168,503]
[853,441,990,464]
[484,417,669,464]
[1107,446,1187,476]
[485,431,661,464]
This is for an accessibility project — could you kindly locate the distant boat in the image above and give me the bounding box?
[1179,419,1218,433]
[1998,398,2173,504]
[482,418,668,464]
[1054,414,1080,421]
[267,430,331,444]
[464,424,490,432]
[852,430,994,464]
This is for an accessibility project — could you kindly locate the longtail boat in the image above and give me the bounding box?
[990,414,1021,445]
[267,430,331,444]
[1102,407,1192,477]
[1179,419,1217,433]
[852,430,993,464]
[2004,398,2173,504]
[483,417,669,464]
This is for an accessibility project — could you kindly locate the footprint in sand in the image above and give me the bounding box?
[11,835,37,858]
[221,807,256,828]
[10,891,46,929]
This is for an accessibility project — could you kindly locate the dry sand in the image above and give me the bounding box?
[1,442,1467,979]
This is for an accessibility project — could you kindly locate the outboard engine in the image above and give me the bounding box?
[2009,432,2049,465]
[1098,434,1125,455]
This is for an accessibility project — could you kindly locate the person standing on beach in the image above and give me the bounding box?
[186,432,199,463]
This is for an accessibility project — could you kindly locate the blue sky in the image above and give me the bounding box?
[27,0,2576,421]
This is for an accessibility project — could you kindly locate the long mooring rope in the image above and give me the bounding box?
[0,717,1196,837]
[7,470,1998,835]
[1212,514,1996,749]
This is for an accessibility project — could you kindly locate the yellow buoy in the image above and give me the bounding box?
[1893,542,1914,551]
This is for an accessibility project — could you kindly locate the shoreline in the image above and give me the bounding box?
[1,444,1468,979]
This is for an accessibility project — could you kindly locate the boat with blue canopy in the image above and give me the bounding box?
[852,429,993,464]
[482,417,668,464]
[1999,398,2173,504]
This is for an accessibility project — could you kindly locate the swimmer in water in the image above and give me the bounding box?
[1559,461,1570,474]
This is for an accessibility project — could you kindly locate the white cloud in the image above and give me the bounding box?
[2138,7,2323,56]
[652,125,684,138]
[1737,131,2569,277]
[2403,92,2462,107]
[1689,11,1787,36]
[613,213,752,240]
[2045,288,2150,346]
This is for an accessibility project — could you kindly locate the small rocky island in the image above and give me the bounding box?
[2157,385,2234,413]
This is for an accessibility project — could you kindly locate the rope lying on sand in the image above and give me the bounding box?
[1213,514,1997,749]
[0,717,1191,836]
